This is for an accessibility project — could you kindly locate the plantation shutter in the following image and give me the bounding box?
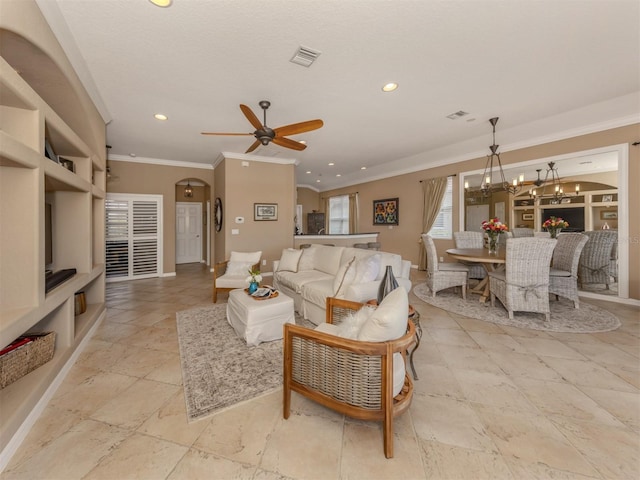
[106,194,163,281]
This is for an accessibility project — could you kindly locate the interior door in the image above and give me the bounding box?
[176,202,202,264]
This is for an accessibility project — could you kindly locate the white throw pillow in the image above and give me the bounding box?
[226,261,253,276]
[358,286,408,342]
[353,254,381,283]
[335,305,376,339]
[333,256,356,296]
[298,247,315,271]
[277,248,303,272]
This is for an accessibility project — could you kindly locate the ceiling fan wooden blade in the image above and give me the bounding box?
[272,136,307,151]
[200,132,253,136]
[274,119,323,137]
[245,140,261,153]
[240,104,263,130]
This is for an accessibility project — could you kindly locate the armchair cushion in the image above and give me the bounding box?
[358,286,408,342]
[226,262,253,276]
[226,251,262,276]
[278,248,303,273]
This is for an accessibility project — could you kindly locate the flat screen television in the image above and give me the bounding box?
[542,207,585,232]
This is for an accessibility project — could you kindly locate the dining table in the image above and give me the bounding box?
[445,248,506,303]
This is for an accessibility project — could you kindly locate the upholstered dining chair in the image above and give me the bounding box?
[212,250,262,302]
[578,230,617,290]
[422,234,469,298]
[283,290,416,458]
[453,231,486,280]
[511,227,534,238]
[549,233,589,308]
[489,237,556,321]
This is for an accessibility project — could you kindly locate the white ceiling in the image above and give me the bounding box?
[37,0,640,191]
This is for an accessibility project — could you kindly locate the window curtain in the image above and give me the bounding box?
[348,192,359,233]
[419,176,448,270]
[322,196,330,232]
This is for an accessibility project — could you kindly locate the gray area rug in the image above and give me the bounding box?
[176,303,284,422]
[413,283,621,333]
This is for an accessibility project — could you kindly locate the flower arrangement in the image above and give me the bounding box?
[245,267,262,285]
[481,218,509,234]
[543,216,568,238]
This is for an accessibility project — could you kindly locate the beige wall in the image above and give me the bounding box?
[106,161,214,274]
[215,156,296,270]
[322,124,640,300]
[295,187,321,234]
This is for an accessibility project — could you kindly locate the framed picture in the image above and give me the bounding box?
[44,139,58,163]
[373,198,399,225]
[59,157,75,172]
[254,203,278,221]
[600,210,617,220]
[522,213,534,221]
[560,198,572,204]
[602,194,613,203]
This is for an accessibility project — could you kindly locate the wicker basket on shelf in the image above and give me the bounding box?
[0,332,56,389]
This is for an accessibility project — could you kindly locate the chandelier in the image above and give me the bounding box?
[528,161,580,204]
[184,180,194,198]
[478,117,523,196]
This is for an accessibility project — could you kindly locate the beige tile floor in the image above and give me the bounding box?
[2,264,639,479]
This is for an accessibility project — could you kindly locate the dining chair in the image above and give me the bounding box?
[489,238,556,321]
[549,233,588,308]
[511,227,534,238]
[453,231,486,279]
[578,230,617,289]
[422,234,469,299]
[609,232,618,282]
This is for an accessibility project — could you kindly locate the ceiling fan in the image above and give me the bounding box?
[201,100,323,153]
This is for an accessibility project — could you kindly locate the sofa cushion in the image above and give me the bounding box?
[333,256,357,296]
[311,245,345,275]
[358,286,408,342]
[275,270,332,293]
[301,279,335,307]
[353,253,381,283]
[277,248,303,273]
[298,247,315,271]
[375,252,403,280]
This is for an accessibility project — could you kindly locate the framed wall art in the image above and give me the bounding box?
[522,213,534,221]
[373,198,399,225]
[600,210,617,220]
[254,203,278,221]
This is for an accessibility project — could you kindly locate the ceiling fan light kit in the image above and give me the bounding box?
[202,101,323,154]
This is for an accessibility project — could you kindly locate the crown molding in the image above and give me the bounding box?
[108,154,213,169]
[213,152,299,169]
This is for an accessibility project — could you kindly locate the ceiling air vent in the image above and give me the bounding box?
[290,46,321,67]
[446,110,470,120]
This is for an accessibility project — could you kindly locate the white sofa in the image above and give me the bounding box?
[273,244,412,325]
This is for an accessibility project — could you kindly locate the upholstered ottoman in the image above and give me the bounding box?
[227,289,295,346]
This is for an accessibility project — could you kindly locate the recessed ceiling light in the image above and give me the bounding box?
[382,82,398,92]
[299,140,307,145]
[154,113,168,120]
[336,174,341,177]
[149,0,172,7]
[129,153,136,157]
[306,170,311,174]
[360,166,367,170]
[328,162,335,166]
[316,179,321,183]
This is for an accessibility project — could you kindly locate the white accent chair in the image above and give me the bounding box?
[212,250,262,303]
[422,234,469,299]
[489,238,556,321]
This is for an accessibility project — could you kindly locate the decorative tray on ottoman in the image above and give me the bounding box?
[244,286,279,300]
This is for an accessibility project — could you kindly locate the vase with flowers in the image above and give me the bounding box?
[542,216,568,239]
[245,267,262,294]
[482,217,509,255]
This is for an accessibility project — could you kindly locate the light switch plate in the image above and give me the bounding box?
[231,229,239,235]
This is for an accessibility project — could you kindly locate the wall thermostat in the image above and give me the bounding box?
[235,216,244,224]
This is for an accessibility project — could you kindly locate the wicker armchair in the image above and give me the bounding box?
[453,231,486,279]
[489,238,556,321]
[283,297,415,458]
[549,233,588,308]
[578,231,617,289]
[212,251,262,302]
[511,227,534,238]
[422,234,469,298]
